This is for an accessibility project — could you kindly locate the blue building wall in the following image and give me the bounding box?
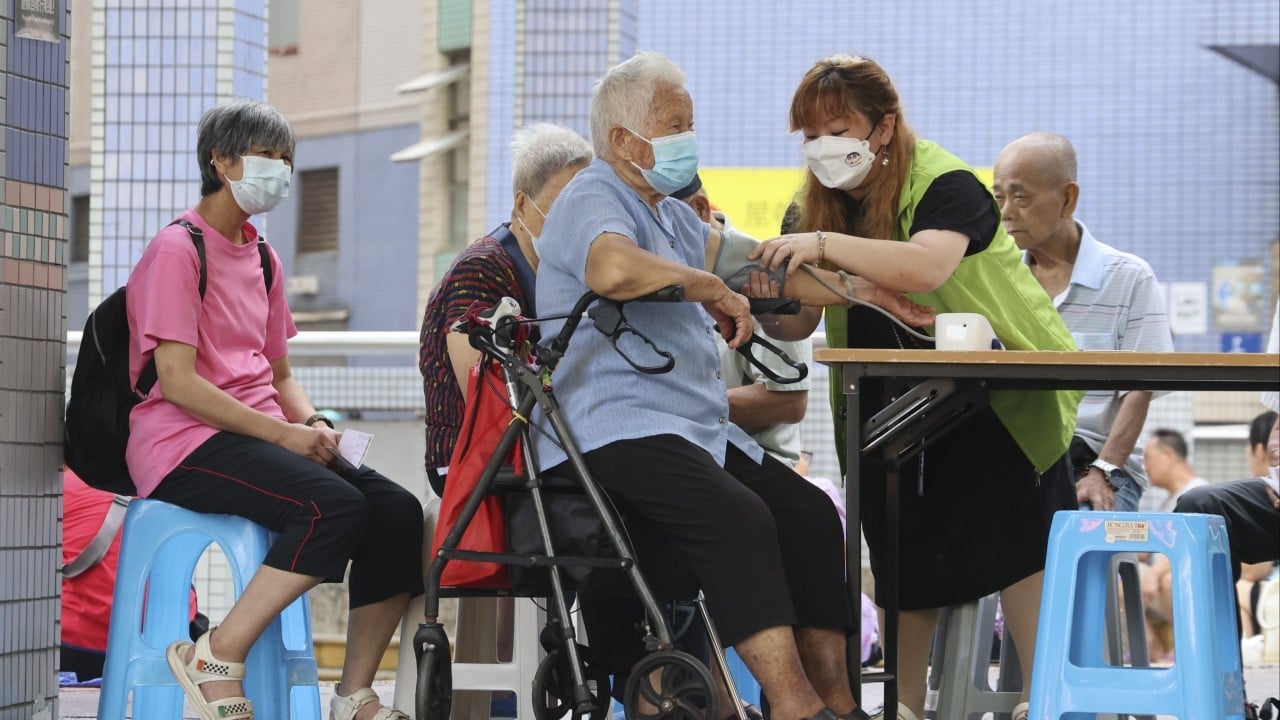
[637,0,1278,350]
[266,123,421,331]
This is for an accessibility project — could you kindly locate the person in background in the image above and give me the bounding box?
[675,175,813,468]
[750,55,1081,720]
[993,132,1173,511]
[418,123,593,498]
[128,100,423,720]
[1140,428,1209,660]
[1238,411,1279,641]
[1176,351,1279,718]
[1143,429,1209,513]
[415,123,593,718]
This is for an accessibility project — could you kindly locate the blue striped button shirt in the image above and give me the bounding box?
[1026,221,1174,485]
[533,159,764,471]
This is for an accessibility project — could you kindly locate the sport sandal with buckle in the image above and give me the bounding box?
[165,628,253,720]
[330,685,409,720]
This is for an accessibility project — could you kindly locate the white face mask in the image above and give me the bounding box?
[224,155,292,215]
[517,200,547,258]
[803,131,878,191]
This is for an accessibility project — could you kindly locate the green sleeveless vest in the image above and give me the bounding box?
[824,139,1080,473]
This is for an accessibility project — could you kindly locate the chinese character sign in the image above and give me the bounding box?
[16,0,61,43]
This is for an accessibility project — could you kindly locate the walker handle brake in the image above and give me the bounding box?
[734,333,808,384]
[588,301,676,374]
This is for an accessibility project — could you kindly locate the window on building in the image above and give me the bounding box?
[297,168,339,253]
[445,65,470,250]
[269,0,299,56]
[71,194,90,263]
[438,0,472,55]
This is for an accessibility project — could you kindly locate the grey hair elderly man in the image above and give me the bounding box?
[533,51,880,720]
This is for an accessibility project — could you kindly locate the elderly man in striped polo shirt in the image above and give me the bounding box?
[994,132,1175,511]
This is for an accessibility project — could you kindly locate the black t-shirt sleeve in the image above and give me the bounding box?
[909,170,999,256]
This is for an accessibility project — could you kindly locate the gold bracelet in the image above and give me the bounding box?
[816,229,827,266]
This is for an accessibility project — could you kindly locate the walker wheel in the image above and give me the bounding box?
[413,623,452,720]
[622,649,719,720]
[532,643,612,719]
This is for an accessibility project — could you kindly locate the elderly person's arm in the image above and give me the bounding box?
[587,232,753,348]
[154,341,338,464]
[751,227,970,294]
[704,228,935,340]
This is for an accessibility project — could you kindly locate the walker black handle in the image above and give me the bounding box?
[749,297,801,316]
[635,285,685,303]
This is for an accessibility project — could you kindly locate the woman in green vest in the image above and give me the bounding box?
[750,55,1081,720]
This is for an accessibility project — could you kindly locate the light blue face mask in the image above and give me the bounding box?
[626,127,699,196]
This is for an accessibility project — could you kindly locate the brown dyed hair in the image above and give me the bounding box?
[788,55,916,242]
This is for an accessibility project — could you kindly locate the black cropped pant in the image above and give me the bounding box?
[151,431,424,607]
[565,434,851,664]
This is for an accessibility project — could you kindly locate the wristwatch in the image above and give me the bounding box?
[1090,459,1126,490]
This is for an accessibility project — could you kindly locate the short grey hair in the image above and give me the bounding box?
[197,100,296,196]
[589,51,686,159]
[510,124,593,199]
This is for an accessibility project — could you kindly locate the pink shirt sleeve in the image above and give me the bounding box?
[136,231,203,355]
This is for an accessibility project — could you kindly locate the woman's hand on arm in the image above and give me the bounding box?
[744,266,936,328]
[586,233,753,348]
[749,229,969,294]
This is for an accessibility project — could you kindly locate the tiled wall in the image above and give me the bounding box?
[484,0,637,230]
[1,0,68,715]
[88,0,267,304]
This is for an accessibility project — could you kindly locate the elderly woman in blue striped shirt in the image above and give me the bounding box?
[532,51,918,720]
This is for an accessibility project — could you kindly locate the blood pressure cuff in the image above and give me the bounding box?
[711,226,788,294]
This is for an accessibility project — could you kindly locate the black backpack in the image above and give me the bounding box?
[64,219,273,495]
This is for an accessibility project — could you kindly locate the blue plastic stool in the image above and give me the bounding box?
[97,499,321,720]
[1028,511,1244,720]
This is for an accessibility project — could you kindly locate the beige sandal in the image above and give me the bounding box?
[165,629,254,720]
[330,685,409,720]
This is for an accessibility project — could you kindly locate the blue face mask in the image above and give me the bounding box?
[626,127,699,196]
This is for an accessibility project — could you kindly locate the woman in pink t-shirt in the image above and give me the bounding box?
[127,100,421,720]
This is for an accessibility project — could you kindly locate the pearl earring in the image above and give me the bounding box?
[881,151,890,167]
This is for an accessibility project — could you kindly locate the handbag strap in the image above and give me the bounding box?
[62,494,131,578]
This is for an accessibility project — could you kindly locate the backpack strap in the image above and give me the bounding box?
[257,238,273,292]
[62,494,131,578]
[169,219,208,298]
